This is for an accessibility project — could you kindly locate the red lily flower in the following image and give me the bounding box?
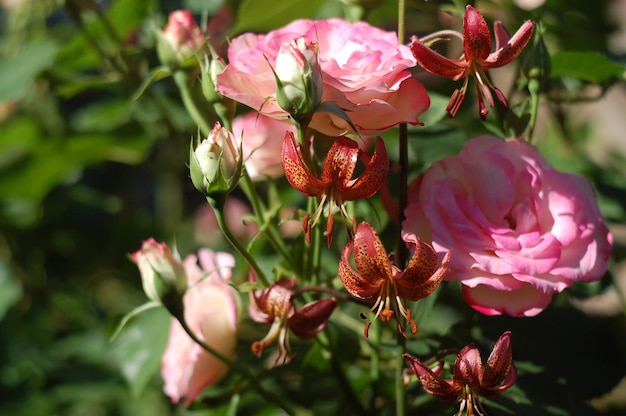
[338,222,451,337]
[404,332,517,416]
[281,132,389,246]
[249,277,337,365]
[410,5,535,119]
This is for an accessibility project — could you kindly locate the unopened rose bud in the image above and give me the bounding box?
[273,37,323,120]
[190,122,242,197]
[199,53,236,121]
[156,9,205,69]
[131,239,187,316]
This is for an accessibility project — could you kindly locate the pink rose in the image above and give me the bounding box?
[157,10,205,67]
[403,136,612,317]
[162,249,239,405]
[231,112,296,180]
[216,18,429,136]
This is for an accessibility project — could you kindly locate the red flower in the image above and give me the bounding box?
[410,5,535,119]
[281,132,388,246]
[338,222,450,337]
[404,332,517,415]
[249,277,337,365]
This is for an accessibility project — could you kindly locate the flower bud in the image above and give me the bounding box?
[156,10,205,69]
[190,122,242,197]
[273,37,323,120]
[131,239,187,315]
[199,53,236,121]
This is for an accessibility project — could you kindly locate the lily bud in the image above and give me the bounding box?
[131,239,187,316]
[273,37,323,120]
[156,10,205,69]
[190,122,242,197]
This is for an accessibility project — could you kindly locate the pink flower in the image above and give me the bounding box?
[157,10,205,67]
[403,136,612,317]
[131,238,186,308]
[216,18,429,136]
[231,112,296,180]
[162,249,239,405]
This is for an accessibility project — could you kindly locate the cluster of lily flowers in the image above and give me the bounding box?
[129,5,613,415]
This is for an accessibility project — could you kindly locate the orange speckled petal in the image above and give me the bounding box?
[322,136,359,185]
[281,131,325,196]
[341,137,389,201]
[339,239,382,299]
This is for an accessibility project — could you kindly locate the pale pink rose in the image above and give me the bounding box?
[232,112,296,180]
[131,238,186,306]
[216,18,430,136]
[403,136,612,317]
[162,249,239,405]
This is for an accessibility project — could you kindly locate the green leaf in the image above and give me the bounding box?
[551,51,626,84]
[131,66,172,102]
[233,0,322,33]
[0,39,59,101]
[109,301,160,342]
[111,306,171,397]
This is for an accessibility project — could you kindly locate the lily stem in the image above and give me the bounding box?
[396,1,408,415]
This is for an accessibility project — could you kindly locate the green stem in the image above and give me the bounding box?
[395,1,408,415]
[173,70,212,136]
[176,316,294,414]
[238,172,299,273]
[209,196,270,287]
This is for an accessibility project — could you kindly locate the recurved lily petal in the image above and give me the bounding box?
[493,21,511,51]
[322,136,360,186]
[353,222,394,283]
[341,137,389,201]
[464,5,492,61]
[288,298,337,340]
[396,233,450,301]
[339,240,384,299]
[404,354,460,403]
[397,256,450,302]
[454,344,485,391]
[281,131,325,196]
[485,20,536,68]
[482,331,515,391]
[409,38,467,80]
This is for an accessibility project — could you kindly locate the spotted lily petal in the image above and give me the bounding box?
[409,37,468,80]
[321,136,359,186]
[493,21,511,51]
[353,222,394,284]
[281,131,325,196]
[485,20,535,68]
[340,137,389,201]
[404,354,461,403]
[288,298,337,340]
[396,233,451,301]
[464,5,492,61]
[454,344,484,391]
[339,240,384,299]
[482,331,516,394]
